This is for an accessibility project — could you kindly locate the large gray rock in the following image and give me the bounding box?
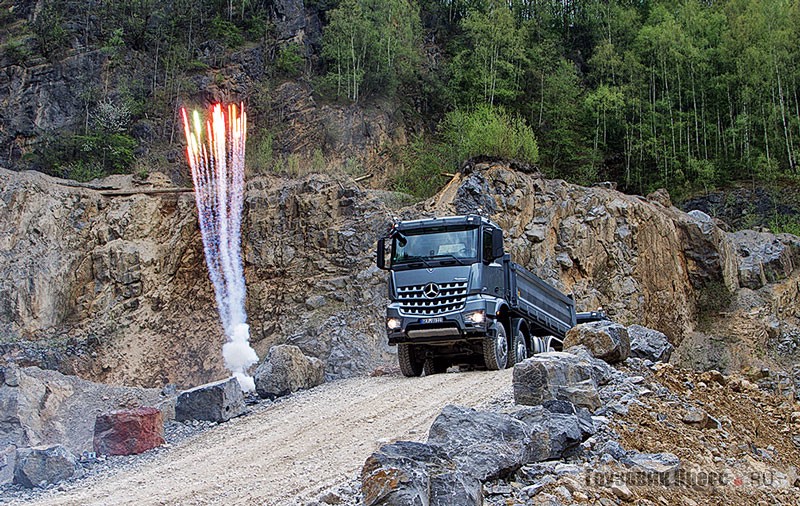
[427,405,531,481]
[175,377,245,423]
[0,364,166,480]
[254,344,325,400]
[628,324,674,362]
[361,441,481,506]
[514,400,595,461]
[513,352,601,411]
[563,321,630,364]
[730,229,800,289]
[13,445,77,488]
[273,0,307,41]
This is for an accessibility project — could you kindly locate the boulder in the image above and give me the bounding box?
[514,401,595,461]
[627,325,674,362]
[361,441,482,506]
[13,445,77,488]
[175,377,246,423]
[730,229,800,289]
[254,344,325,400]
[427,405,531,481]
[563,321,630,364]
[93,407,165,456]
[513,352,601,411]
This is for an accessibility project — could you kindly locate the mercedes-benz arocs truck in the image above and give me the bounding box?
[377,214,601,376]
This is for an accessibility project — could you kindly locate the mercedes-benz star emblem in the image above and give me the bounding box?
[423,283,440,299]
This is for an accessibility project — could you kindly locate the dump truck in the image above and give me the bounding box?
[376,214,603,376]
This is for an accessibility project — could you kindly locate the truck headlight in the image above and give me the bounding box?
[465,310,486,324]
[386,317,402,330]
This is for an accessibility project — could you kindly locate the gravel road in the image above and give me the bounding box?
[14,369,513,506]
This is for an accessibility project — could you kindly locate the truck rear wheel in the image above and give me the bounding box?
[398,344,423,377]
[509,327,528,366]
[483,322,508,370]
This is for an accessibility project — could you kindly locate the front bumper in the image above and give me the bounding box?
[385,297,490,345]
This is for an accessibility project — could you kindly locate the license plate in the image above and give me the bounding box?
[420,317,444,324]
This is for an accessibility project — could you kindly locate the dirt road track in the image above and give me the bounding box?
[19,369,513,506]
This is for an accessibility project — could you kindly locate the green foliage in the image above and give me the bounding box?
[392,134,450,199]
[770,214,800,236]
[31,1,69,59]
[276,43,305,77]
[440,105,538,166]
[210,15,244,48]
[4,38,33,66]
[392,105,538,200]
[448,0,527,107]
[696,280,733,326]
[321,0,421,101]
[248,133,274,174]
[28,130,137,180]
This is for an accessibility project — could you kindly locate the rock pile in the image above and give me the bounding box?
[361,323,693,506]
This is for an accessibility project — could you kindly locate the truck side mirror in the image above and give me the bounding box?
[491,228,504,260]
[377,238,388,270]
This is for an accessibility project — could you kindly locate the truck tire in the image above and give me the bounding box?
[423,357,449,376]
[483,321,508,370]
[532,336,547,354]
[509,327,528,366]
[398,344,423,377]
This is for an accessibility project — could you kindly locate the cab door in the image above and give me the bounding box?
[481,227,505,297]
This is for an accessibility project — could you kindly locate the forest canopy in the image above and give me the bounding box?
[324,0,800,199]
[5,0,800,202]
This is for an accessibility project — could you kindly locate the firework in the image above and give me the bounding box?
[181,103,258,392]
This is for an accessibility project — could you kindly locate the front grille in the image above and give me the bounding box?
[396,281,468,316]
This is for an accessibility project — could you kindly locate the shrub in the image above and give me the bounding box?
[276,43,304,77]
[210,16,244,48]
[440,104,538,168]
[770,214,800,236]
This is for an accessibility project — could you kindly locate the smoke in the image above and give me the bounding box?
[182,103,259,391]
[224,324,259,392]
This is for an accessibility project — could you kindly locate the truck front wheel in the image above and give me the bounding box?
[398,344,423,377]
[483,322,508,370]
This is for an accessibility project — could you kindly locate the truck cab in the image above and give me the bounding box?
[377,215,577,376]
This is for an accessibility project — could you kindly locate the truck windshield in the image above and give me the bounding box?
[392,228,478,266]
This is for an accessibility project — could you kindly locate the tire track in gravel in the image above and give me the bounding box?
[19,368,513,506]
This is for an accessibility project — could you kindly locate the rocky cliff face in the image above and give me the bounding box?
[1,162,798,388]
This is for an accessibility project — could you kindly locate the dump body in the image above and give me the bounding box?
[377,214,582,376]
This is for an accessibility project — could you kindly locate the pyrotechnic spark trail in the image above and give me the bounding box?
[181,103,258,392]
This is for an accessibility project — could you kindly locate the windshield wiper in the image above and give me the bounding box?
[430,254,467,265]
[397,256,436,269]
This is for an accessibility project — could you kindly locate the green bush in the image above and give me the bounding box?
[440,104,538,167]
[392,134,450,199]
[276,43,304,77]
[4,38,32,65]
[248,133,274,174]
[31,3,68,59]
[390,105,539,200]
[770,214,800,236]
[27,130,137,180]
[210,16,244,48]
